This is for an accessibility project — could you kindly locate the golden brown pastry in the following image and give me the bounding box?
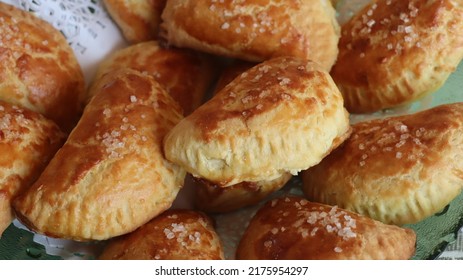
[331,0,463,113]
[13,69,185,241]
[0,2,86,132]
[302,103,463,226]
[0,193,9,235]
[236,196,416,260]
[194,173,292,213]
[0,101,65,236]
[193,60,288,213]
[99,209,224,260]
[164,56,351,187]
[213,60,255,95]
[161,0,340,70]
[103,0,167,43]
[90,41,215,115]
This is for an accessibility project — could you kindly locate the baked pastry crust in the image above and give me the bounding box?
[103,0,167,43]
[194,172,292,213]
[0,101,65,236]
[302,103,463,225]
[236,196,416,260]
[163,56,351,187]
[213,60,255,95]
[331,0,463,113]
[99,209,224,260]
[90,41,215,115]
[0,193,9,235]
[161,0,340,70]
[0,2,86,132]
[192,60,287,213]
[13,69,185,241]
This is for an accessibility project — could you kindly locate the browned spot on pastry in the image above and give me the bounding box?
[192,58,325,141]
[92,41,215,115]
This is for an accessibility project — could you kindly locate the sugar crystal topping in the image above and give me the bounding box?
[347,0,422,56]
[354,119,427,167]
[207,0,301,44]
[163,222,202,247]
[98,131,125,159]
[0,105,30,140]
[296,204,357,241]
[0,13,24,54]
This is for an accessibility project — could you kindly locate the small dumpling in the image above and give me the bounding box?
[0,101,65,236]
[0,2,85,132]
[302,103,463,225]
[331,0,463,113]
[161,0,340,70]
[90,41,216,115]
[194,173,292,213]
[193,60,289,213]
[236,196,416,260]
[99,209,224,260]
[13,69,185,241]
[163,56,351,187]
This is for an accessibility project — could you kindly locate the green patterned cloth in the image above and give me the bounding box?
[437,231,463,260]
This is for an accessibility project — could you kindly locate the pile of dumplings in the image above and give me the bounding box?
[1,0,463,260]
